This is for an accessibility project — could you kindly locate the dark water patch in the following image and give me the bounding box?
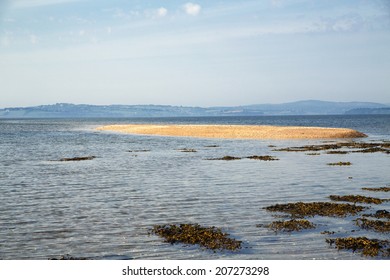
[49,254,88,260]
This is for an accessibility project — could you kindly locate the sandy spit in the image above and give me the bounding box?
[96,124,367,140]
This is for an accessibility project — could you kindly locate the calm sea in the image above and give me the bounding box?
[0,115,389,259]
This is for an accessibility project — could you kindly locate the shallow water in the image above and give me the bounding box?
[0,115,389,259]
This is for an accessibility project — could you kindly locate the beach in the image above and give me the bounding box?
[96,124,367,139]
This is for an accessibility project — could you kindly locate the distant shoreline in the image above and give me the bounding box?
[96,124,367,139]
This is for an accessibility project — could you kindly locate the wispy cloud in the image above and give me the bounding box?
[183,2,201,16]
[156,7,168,18]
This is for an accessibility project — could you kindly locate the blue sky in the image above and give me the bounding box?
[0,0,389,107]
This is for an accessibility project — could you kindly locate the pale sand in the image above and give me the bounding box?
[96,124,367,139]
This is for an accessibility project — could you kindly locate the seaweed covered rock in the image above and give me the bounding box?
[326,237,390,257]
[267,219,315,232]
[264,202,365,218]
[150,224,242,251]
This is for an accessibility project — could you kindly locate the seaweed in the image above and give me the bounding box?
[59,156,96,161]
[329,195,387,204]
[326,237,390,257]
[326,151,349,154]
[264,202,365,218]
[363,210,390,220]
[127,149,150,152]
[362,187,390,192]
[327,162,352,166]
[177,148,197,152]
[207,156,242,160]
[267,219,315,232]
[246,155,279,161]
[150,224,242,251]
[274,141,389,154]
[355,218,390,232]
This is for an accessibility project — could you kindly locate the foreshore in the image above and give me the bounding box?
[96,124,367,139]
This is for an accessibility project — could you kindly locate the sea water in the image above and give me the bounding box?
[0,115,389,259]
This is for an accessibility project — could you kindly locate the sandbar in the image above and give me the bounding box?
[96,124,367,139]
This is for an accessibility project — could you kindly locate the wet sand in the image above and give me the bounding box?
[96,124,367,139]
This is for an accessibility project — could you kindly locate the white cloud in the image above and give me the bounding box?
[156,7,168,17]
[183,2,201,16]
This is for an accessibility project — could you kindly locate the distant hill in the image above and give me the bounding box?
[0,100,388,118]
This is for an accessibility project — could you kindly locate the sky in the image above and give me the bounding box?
[0,0,390,108]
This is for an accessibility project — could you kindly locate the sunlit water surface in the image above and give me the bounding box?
[0,115,389,259]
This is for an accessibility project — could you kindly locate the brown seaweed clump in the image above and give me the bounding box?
[207,156,242,161]
[363,210,390,220]
[268,219,315,232]
[274,141,389,154]
[177,148,197,152]
[326,151,349,154]
[329,195,386,204]
[327,162,352,166]
[362,187,390,192]
[326,237,390,257]
[355,218,390,232]
[264,202,365,218]
[246,155,279,161]
[150,224,242,251]
[59,156,96,161]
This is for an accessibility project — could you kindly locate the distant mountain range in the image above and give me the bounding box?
[0,100,389,118]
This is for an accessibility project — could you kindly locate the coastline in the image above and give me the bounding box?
[96,124,367,139]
